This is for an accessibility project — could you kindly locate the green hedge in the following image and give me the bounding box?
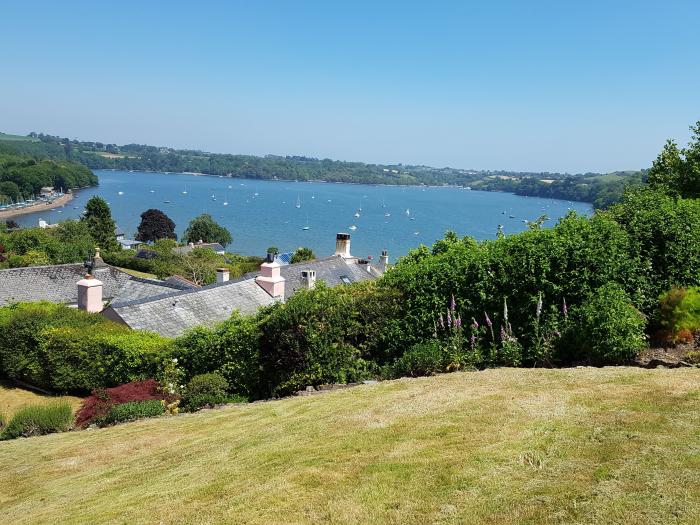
[0,303,172,393]
[97,400,164,427]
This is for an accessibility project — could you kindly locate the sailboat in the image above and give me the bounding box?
[295,195,301,209]
[349,225,357,231]
[182,187,188,195]
[223,193,229,206]
[405,208,410,217]
[302,214,310,230]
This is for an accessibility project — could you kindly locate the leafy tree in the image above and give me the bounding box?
[266,246,279,254]
[135,209,177,243]
[81,196,119,251]
[647,121,700,198]
[180,247,222,285]
[290,246,315,264]
[5,219,19,229]
[183,214,232,247]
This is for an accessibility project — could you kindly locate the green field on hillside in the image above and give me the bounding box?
[0,133,39,142]
[1,367,699,524]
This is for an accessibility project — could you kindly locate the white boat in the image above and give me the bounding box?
[150,190,155,193]
[349,225,357,231]
[295,196,301,209]
[118,191,124,196]
[405,208,410,216]
[384,213,391,217]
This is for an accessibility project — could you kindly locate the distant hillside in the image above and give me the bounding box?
[1,368,698,524]
[0,132,646,208]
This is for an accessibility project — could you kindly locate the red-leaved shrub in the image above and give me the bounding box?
[75,380,171,427]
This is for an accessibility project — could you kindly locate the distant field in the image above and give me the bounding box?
[0,133,39,143]
[115,266,157,279]
[0,381,82,418]
[1,367,698,524]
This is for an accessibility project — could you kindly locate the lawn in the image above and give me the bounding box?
[115,266,158,279]
[1,367,699,524]
[0,381,82,418]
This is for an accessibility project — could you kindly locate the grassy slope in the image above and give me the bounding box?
[0,381,82,418]
[1,368,699,524]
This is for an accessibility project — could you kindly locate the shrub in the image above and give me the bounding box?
[258,283,376,397]
[181,372,230,412]
[75,380,168,427]
[389,340,449,378]
[657,287,700,344]
[97,400,164,427]
[560,283,647,365]
[1,402,73,440]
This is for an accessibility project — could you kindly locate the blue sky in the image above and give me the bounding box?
[1,1,698,172]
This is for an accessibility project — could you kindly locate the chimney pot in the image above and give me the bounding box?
[256,259,285,298]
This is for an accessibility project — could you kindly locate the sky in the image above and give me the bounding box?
[1,1,699,173]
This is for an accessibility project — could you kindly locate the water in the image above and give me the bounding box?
[16,170,591,259]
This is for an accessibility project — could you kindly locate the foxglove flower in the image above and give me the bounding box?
[472,317,479,329]
[447,310,452,328]
[439,313,445,329]
[536,293,543,318]
[500,326,506,341]
[484,312,492,327]
[450,294,456,312]
[563,297,568,318]
[503,298,509,323]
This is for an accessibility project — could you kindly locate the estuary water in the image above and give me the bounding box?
[16,170,591,259]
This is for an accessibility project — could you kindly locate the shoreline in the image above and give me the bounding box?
[0,193,75,220]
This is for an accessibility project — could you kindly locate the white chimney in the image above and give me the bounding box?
[216,268,230,283]
[379,250,389,271]
[255,252,285,298]
[77,274,103,313]
[301,269,316,289]
[334,233,351,258]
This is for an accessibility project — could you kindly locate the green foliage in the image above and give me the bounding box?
[0,302,171,393]
[607,188,700,310]
[0,402,73,440]
[657,287,700,342]
[97,400,164,427]
[183,214,232,247]
[290,246,315,264]
[561,284,646,365]
[181,372,231,411]
[82,196,119,251]
[0,150,97,204]
[135,208,176,243]
[388,340,450,378]
[647,121,700,199]
[257,283,376,397]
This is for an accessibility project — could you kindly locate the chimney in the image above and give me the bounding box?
[301,269,316,289]
[256,256,285,298]
[77,274,104,313]
[334,233,351,258]
[92,247,108,270]
[216,268,230,283]
[379,250,389,271]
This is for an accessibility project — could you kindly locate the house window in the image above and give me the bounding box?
[339,275,352,284]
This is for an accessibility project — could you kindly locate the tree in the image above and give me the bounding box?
[290,246,315,264]
[183,214,232,247]
[81,196,119,251]
[180,247,222,286]
[5,219,19,230]
[135,209,177,243]
[647,121,700,199]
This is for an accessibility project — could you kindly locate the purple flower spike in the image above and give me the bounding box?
[470,333,476,349]
[455,316,462,329]
[447,311,452,328]
[563,297,568,318]
[450,294,456,312]
[472,317,479,329]
[500,326,506,341]
[439,313,445,329]
[485,312,492,327]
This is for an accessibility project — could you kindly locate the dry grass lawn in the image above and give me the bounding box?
[1,367,699,524]
[0,381,82,418]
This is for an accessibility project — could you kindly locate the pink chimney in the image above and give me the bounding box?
[255,253,285,298]
[77,274,104,312]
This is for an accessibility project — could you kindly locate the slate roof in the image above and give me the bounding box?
[109,277,187,304]
[0,264,131,306]
[243,256,376,301]
[104,278,276,337]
